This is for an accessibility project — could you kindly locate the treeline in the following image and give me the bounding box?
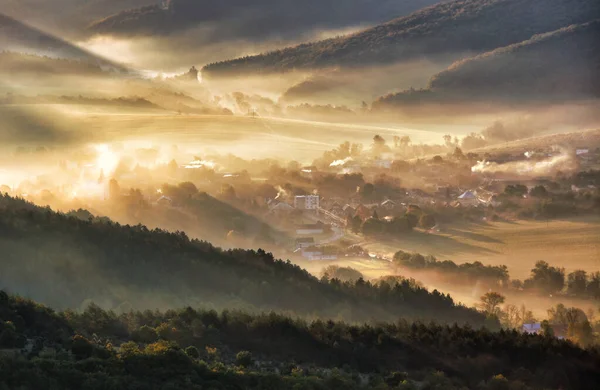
[392,247,600,301]
[2,292,600,389]
[0,194,487,326]
[393,251,509,286]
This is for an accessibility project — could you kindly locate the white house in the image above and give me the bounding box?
[294,195,320,210]
[457,190,480,206]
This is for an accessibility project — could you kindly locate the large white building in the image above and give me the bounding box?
[294,195,320,210]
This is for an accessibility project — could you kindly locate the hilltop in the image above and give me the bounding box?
[0,195,486,326]
[89,0,441,40]
[374,20,600,107]
[202,0,600,76]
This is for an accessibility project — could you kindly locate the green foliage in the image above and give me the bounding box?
[131,325,158,343]
[70,335,94,360]
[235,350,254,368]
[524,261,565,294]
[0,292,599,389]
[185,345,200,359]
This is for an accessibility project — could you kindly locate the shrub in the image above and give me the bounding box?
[235,350,254,368]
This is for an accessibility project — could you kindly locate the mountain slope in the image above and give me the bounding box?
[0,195,487,326]
[0,13,128,72]
[89,0,441,40]
[202,0,600,76]
[374,20,600,107]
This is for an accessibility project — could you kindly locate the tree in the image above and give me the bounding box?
[235,350,254,368]
[405,213,419,229]
[566,270,587,296]
[71,335,94,360]
[419,214,436,229]
[480,292,505,317]
[525,261,565,294]
[322,265,364,283]
[185,346,200,359]
[529,185,548,198]
[504,184,528,197]
[132,325,158,344]
[540,320,554,337]
[362,217,385,236]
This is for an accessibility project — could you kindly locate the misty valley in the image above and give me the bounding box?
[0,0,600,389]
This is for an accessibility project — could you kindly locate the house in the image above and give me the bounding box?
[296,223,325,235]
[298,245,338,261]
[380,199,397,210]
[354,204,371,220]
[294,195,320,210]
[457,190,480,206]
[374,159,392,169]
[342,204,356,217]
[575,147,589,156]
[522,323,542,334]
[329,201,343,215]
[155,195,173,206]
[269,201,294,213]
[295,237,315,249]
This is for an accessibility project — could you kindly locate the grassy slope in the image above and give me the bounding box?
[203,0,600,75]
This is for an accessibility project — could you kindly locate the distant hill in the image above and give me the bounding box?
[0,0,152,35]
[373,21,600,107]
[0,13,128,72]
[0,195,487,326]
[89,0,441,40]
[202,0,600,77]
[470,128,600,155]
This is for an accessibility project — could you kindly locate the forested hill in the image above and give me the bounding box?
[202,0,600,76]
[0,195,487,326]
[2,292,600,390]
[88,0,441,39]
[374,20,600,107]
[0,13,127,72]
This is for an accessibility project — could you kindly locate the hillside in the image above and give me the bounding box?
[2,293,599,389]
[0,195,486,326]
[464,128,600,156]
[202,0,600,76]
[0,13,128,72]
[89,0,441,40]
[0,1,152,34]
[374,20,600,107]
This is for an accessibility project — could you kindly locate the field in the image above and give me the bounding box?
[298,216,600,316]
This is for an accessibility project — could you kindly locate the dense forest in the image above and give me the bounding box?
[374,20,600,106]
[0,194,487,327]
[202,0,600,76]
[1,292,600,389]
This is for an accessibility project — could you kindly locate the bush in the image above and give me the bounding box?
[132,325,158,344]
[419,214,436,229]
[235,350,254,368]
[185,346,200,359]
[71,335,94,360]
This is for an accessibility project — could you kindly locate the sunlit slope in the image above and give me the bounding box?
[203,0,600,76]
[0,13,128,71]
